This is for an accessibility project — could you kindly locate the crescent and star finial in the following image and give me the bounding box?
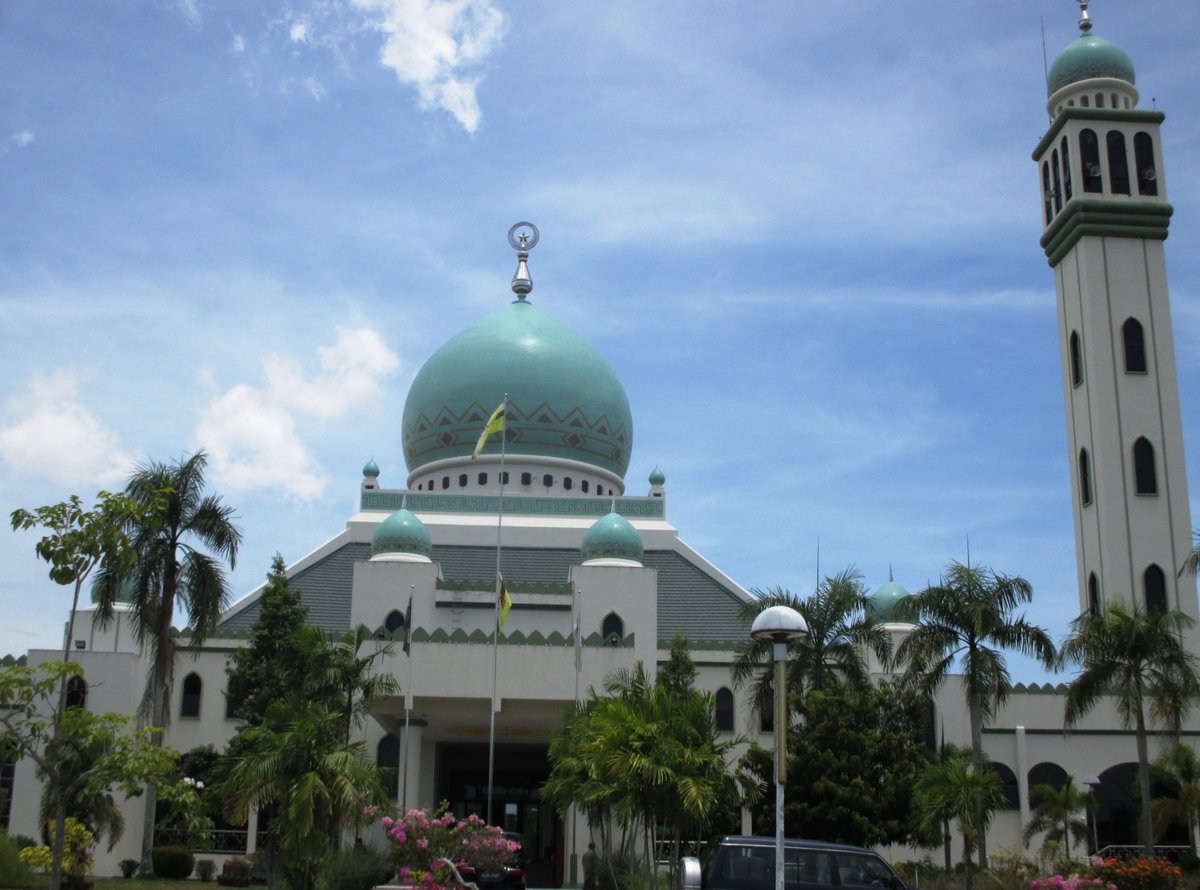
[509,221,538,300]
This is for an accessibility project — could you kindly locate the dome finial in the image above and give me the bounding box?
[1077,0,1093,34]
[508,222,540,301]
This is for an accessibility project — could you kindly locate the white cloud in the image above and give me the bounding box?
[175,0,202,26]
[290,20,310,44]
[0,372,136,486]
[195,327,400,498]
[231,33,246,54]
[302,76,326,101]
[351,0,508,133]
[11,131,34,148]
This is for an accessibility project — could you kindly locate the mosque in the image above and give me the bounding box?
[3,2,1197,881]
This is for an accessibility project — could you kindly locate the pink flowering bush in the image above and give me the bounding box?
[1029,876,1115,890]
[365,803,519,889]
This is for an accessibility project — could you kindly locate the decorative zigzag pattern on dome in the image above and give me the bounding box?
[405,398,630,474]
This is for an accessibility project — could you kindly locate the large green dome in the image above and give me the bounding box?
[403,299,633,478]
[1047,34,1135,96]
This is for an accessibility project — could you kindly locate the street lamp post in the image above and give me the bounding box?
[750,605,809,890]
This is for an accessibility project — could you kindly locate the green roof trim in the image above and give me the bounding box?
[362,490,665,519]
[1041,199,1172,266]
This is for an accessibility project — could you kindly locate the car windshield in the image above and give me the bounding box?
[710,845,898,890]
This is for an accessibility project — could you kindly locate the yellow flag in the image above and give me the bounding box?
[500,581,512,627]
[472,401,507,460]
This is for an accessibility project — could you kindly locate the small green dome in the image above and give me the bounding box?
[1047,34,1135,96]
[363,458,380,478]
[371,509,432,560]
[868,579,912,621]
[649,465,665,485]
[403,300,633,478]
[581,511,644,564]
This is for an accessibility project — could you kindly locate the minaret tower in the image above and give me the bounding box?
[1035,1,1196,630]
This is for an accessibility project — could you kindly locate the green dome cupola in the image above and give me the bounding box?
[402,225,633,484]
[581,511,644,565]
[867,575,912,622]
[371,508,433,562]
[1047,34,1135,97]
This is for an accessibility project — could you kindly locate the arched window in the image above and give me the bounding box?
[180,673,202,718]
[759,708,773,734]
[1060,136,1073,202]
[1028,762,1069,792]
[501,471,509,485]
[1107,131,1131,194]
[1079,448,1093,506]
[1088,573,1100,615]
[563,477,573,491]
[478,472,487,485]
[1069,331,1083,386]
[377,734,400,800]
[582,480,589,493]
[1134,132,1158,196]
[458,473,468,488]
[1080,94,1089,108]
[542,474,553,488]
[1080,130,1102,193]
[1051,149,1063,213]
[601,613,624,645]
[1042,162,1054,225]
[990,762,1020,810]
[715,688,734,732]
[1144,565,1167,614]
[1095,93,1105,109]
[1133,437,1157,495]
[385,609,406,636]
[441,476,450,490]
[1123,318,1147,373]
[520,472,532,486]
[65,676,87,711]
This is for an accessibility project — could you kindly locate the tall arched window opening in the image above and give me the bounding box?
[180,673,202,718]
[715,688,735,732]
[601,613,624,645]
[1069,331,1083,386]
[1060,136,1073,201]
[377,734,401,800]
[1144,565,1167,614]
[65,676,87,711]
[1123,318,1147,373]
[1079,449,1093,506]
[1133,437,1157,495]
[1080,130,1102,193]
[1088,573,1100,616]
[1051,149,1063,213]
[1107,131,1131,194]
[1134,132,1158,196]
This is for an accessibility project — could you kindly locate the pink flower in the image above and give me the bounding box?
[417,839,429,849]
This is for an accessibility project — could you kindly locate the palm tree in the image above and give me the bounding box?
[914,752,1004,890]
[1062,603,1200,858]
[299,625,399,746]
[93,450,242,872]
[896,560,1057,867]
[1182,530,1200,577]
[731,567,891,720]
[1151,743,1200,855]
[223,695,387,890]
[1022,779,1090,860]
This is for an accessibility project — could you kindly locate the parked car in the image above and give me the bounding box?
[680,836,908,890]
[457,831,527,890]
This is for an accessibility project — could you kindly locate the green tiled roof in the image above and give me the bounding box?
[218,543,748,646]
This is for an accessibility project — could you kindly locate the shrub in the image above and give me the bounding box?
[0,830,39,889]
[595,851,650,890]
[152,845,195,880]
[1084,856,1182,890]
[1177,853,1200,874]
[196,859,217,882]
[11,835,36,851]
[119,858,140,878]
[319,847,395,890]
[217,856,252,887]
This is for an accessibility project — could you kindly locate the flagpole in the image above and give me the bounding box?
[487,393,509,825]
[569,586,582,885]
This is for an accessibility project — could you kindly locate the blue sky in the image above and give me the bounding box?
[1,1,1197,681]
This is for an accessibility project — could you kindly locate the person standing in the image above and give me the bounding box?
[582,841,597,890]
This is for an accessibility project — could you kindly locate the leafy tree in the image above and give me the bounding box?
[221,695,387,890]
[1021,778,1090,860]
[1181,531,1199,577]
[914,752,1004,890]
[225,554,309,727]
[543,654,741,876]
[1151,743,1200,855]
[299,625,399,747]
[0,662,177,890]
[92,449,242,871]
[731,568,891,719]
[740,680,937,848]
[1062,603,1200,858]
[896,560,1057,866]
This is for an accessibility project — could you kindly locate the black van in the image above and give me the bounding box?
[680,836,908,890]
